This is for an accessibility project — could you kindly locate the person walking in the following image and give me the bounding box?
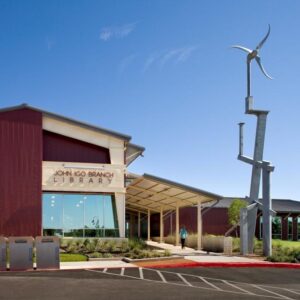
[179,225,188,249]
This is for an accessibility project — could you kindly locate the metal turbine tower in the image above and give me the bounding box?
[232,25,275,256]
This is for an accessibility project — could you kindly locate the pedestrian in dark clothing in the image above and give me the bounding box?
[179,226,188,249]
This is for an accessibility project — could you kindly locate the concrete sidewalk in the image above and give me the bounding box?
[146,240,264,263]
[146,240,204,255]
[61,260,136,270]
[58,241,266,270]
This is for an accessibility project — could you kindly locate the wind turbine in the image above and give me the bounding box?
[232,25,273,97]
[232,25,275,256]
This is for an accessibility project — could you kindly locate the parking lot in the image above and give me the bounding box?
[0,267,299,300]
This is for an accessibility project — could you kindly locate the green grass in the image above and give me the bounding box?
[60,253,88,262]
[272,240,300,249]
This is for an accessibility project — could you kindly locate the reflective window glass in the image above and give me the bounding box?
[43,194,63,229]
[272,216,282,239]
[63,194,84,230]
[288,217,293,240]
[42,193,118,238]
[298,217,300,241]
[84,195,104,229]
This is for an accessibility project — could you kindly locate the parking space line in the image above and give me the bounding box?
[284,289,300,295]
[143,267,297,299]
[156,270,167,283]
[222,280,255,295]
[252,285,294,300]
[85,269,297,300]
[198,276,221,291]
[177,274,192,286]
[139,268,144,280]
[120,268,124,276]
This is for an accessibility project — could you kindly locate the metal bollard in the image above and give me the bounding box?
[0,237,8,271]
[35,236,60,270]
[9,237,34,271]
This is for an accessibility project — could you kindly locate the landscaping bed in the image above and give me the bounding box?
[60,238,171,261]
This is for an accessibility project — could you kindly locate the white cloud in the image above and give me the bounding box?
[100,22,137,41]
[143,46,198,72]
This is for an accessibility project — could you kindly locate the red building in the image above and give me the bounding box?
[150,197,300,241]
[0,103,221,245]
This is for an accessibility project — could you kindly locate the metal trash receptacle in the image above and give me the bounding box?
[0,237,7,271]
[36,236,60,270]
[8,237,34,271]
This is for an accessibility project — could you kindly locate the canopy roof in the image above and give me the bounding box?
[126,173,223,213]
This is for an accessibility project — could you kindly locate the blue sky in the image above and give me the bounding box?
[1,0,299,200]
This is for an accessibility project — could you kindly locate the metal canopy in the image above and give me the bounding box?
[126,173,222,213]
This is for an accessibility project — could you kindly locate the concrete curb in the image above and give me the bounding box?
[142,261,300,269]
[122,255,181,263]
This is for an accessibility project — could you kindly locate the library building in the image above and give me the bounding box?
[0,104,221,249]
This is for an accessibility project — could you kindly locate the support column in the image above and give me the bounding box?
[147,209,151,241]
[138,211,141,238]
[129,213,135,238]
[247,112,268,254]
[115,193,126,238]
[160,206,164,243]
[197,200,202,250]
[176,202,179,246]
[292,217,298,241]
[262,164,272,257]
[282,216,288,240]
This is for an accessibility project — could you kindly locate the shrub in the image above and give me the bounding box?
[128,238,146,251]
[186,234,198,249]
[119,240,130,253]
[267,246,300,263]
[164,235,175,245]
[89,252,103,258]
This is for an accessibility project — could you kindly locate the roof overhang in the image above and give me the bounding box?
[125,143,145,166]
[1,104,145,165]
[126,173,223,213]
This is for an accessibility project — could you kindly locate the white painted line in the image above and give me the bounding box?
[198,276,221,291]
[156,270,167,283]
[85,269,294,300]
[222,280,255,295]
[177,273,192,287]
[120,268,125,276]
[103,268,107,273]
[139,267,144,280]
[144,267,298,298]
[253,285,294,300]
[284,289,300,295]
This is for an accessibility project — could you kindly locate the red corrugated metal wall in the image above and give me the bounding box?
[43,130,110,163]
[0,108,42,236]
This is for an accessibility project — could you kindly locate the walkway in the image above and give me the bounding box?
[146,240,262,263]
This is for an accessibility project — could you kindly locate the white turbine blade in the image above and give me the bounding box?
[231,45,252,53]
[255,57,273,79]
[256,24,271,50]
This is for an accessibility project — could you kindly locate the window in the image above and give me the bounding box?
[42,193,119,238]
[298,217,300,241]
[288,217,293,240]
[259,216,282,240]
[272,216,282,239]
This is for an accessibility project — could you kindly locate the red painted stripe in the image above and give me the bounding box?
[144,262,300,269]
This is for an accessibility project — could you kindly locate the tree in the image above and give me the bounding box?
[228,198,248,237]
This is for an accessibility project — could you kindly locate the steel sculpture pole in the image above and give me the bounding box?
[233,25,275,256]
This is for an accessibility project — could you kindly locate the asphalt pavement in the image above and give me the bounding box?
[0,267,299,300]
